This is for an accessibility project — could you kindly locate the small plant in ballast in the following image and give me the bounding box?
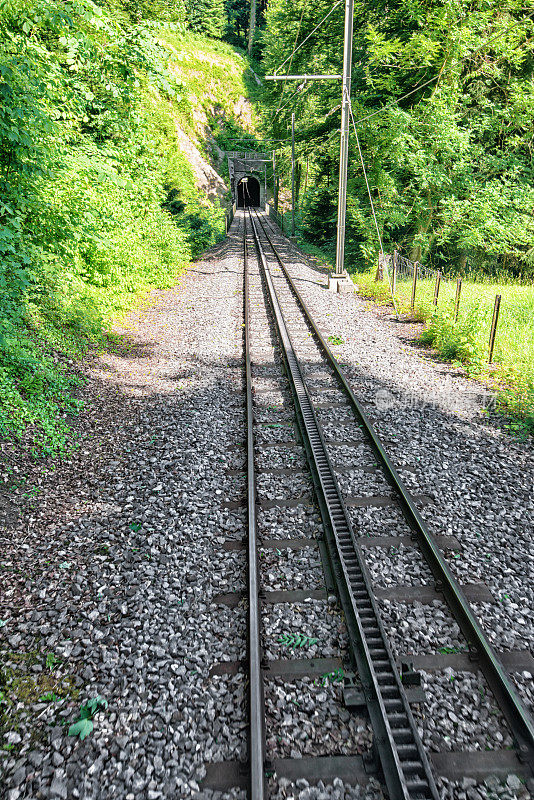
[68,696,108,740]
[327,334,344,346]
[45,653,60,671]
[278,632,318,650]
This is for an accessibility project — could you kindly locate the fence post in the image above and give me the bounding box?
[433,271,441,306]
[488,294,501,363]
[392,250,397,294]
[375,255,383,282]
[454,278,462,322]
[410,262,419,310]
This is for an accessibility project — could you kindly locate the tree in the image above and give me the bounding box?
[262,0,534,276]
[248,0,256,53]
[185,0,227,38]
[225,0,249,48]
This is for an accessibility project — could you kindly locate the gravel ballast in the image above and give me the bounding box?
[258,212,534,799]
[2,211,533,800]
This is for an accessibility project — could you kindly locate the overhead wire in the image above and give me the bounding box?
[273,0,343,76]
[345,89,383,260]
[271,0,346,121]
[272,83,310,120]
[224,137,293,144]
[273,1,309,120]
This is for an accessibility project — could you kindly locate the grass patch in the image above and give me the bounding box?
[0,649,80,754]
[353,268,534,434]
[282,226,534,434]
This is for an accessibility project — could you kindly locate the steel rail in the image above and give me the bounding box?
[243,213,266,799]
[254,209,534,776]
[248,208,439,800]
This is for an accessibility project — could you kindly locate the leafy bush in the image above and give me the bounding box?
[0,0,230,453]
[420,306,488,370]
[496,378,534,437]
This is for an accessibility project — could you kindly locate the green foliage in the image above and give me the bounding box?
[68,695,108,740]
[224,0,250,49]
[212,117,260,159]
[68,717,94,739]
[320,668,344,686]
[0,1,242,453]
[327,334,344,346]
[352,263,534,430]
[496,379,534,437]
[117,0,187,24]
[39,691,60,702]
[278,632,318,649]
[185,0,227,38]
[420,307,487,367]
[45,653,60,671]
[261,0,534,276]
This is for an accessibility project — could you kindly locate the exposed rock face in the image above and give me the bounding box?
[164,42,256,205]
[174,122,227,202]
[233,95,254,130]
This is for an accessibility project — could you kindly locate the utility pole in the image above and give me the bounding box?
[248,0,256,54]
[291,112,296,237]
[265,18,354,288]
[330,0,355,292]
[273,150,278,211]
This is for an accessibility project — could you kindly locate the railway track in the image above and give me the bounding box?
[204,208,534,799]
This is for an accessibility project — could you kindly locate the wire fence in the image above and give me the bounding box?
[268,203,290,234]
[385,250,534,365]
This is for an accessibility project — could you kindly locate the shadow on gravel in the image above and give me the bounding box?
[99,335,156,361]
[191,231,244,276]
[1,223,532,798]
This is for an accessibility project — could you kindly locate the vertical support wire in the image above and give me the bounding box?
[433,271,441,306]
[411,262,419,311]
[454,278,462,322]
[347,96,399,317]
[488,294,501,363]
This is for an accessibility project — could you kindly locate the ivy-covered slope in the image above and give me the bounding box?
[0,0,255,456]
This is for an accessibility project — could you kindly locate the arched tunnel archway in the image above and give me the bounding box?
[237,176,260,208]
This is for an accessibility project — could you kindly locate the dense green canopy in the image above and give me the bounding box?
[0,0,231,448]
[262,0,534,277]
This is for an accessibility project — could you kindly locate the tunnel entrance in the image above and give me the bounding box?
[237,176,260,208]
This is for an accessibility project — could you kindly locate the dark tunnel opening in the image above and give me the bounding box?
[237,176,260,208]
